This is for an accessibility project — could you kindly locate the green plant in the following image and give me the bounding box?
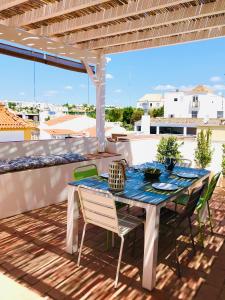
[194,129,213,169]
[222,144,225,175]
[156,136,183,163]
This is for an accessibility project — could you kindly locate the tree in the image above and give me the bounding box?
[122,106,134,125]
[130,108,144,125]
[194,129,213,168]
[156,136,183,163]
[106,108,123,122]
[149,106,164,118]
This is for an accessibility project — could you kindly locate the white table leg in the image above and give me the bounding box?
[142,204,160,291]
[66,185,79,254]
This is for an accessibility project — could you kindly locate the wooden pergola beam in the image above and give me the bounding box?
[0,42,94,73]
[81,14,225,50]
[0,0,28,12]
[31,0,191,37]
[5,0,110,27]
[64,0,225,45]
[103,26,225,54]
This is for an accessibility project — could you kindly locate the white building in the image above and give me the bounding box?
[164,85,225,119]
[136,94,163,110]
[39,114,126,139]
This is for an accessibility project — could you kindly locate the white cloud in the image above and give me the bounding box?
[64,85,73,90]
[212,84,225,91]
[178,85,195,91]
[106,56,112,64]
[19,92,25,96]
[106,73,114,80]
[152,84,176,91]
[210,76,222,82]
[79,84,87,89]
[44,90,58,97]
[114,89,122,93]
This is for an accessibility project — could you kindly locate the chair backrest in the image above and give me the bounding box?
[177,184,205,224]
[73,164,98,181]
[78,186,119,234]
[197,172,221,211]
[177,159,192,168]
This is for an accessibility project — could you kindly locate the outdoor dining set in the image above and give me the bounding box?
[66,158,220,291]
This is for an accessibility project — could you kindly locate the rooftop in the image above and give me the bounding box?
[0,187,224,299]
[0,103,36,130]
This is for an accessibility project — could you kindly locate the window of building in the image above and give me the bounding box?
[150,103,152,107]
[187,127,197,136]
[217,111,224,118]
[174,98,178,102]
[193,96,198,102]
[150,126,157,134]
[192,111,198,118]
[169,114,174,118]
[136,125,141,131]
[159,126,183,135]
[192,96,199,108]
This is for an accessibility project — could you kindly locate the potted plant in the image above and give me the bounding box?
[156,136,183,164]
[221,144,225,187]
[143,167,161,180]
[194,129,213,169]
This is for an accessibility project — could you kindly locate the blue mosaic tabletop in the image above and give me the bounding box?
[68,162,210,206]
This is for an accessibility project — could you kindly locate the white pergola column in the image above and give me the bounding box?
[96,55,106,152]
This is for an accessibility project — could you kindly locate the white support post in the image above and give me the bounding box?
[96,54,106,152]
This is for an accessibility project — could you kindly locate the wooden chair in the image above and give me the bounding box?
[77,185,143,288]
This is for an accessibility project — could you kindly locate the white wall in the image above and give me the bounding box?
[106,137,223,172]
[164,92,225,119]
[0,137,98,160]
[0,131,24,142]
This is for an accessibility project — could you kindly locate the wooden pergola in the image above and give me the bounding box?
[0,0,225,153]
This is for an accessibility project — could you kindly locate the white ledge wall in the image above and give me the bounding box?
[0,155,122,219]
[0,137,98,160]
[106,137,223,173]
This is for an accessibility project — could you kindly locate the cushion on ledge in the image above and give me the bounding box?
[59,153,86,163]
[0,152,87,174]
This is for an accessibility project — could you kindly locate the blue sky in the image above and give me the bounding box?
[0,37,225,107]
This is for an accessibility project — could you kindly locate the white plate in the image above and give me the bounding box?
[100,173,109,179]
[152,182,179,191]
[174,172,199,179]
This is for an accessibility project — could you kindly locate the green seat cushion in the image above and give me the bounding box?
[73,168,98,181]
[174,194,189,206]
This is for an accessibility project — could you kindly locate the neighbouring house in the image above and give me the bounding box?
[136,94,163,110]
[164,85,225,119]
[0,103,38,142]
[39,114,126,139]
[135,117,225,140]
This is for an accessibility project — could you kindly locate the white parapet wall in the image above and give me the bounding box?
[106,136,223,173]
[0,137,98,160]
[0,155,122,219]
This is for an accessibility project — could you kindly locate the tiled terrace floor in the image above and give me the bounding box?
[0,188,224,300]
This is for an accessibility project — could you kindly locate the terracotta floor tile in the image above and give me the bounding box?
[0,189,224,300]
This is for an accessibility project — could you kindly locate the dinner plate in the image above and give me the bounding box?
[152,182,179,191]
[100,173,109,179]
[173,172,199,179]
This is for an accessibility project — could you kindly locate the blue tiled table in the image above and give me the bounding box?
[66,162,210,291]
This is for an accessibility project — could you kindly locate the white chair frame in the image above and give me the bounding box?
[77,185,143,288]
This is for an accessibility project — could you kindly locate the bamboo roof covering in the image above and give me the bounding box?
[0,0,224,56]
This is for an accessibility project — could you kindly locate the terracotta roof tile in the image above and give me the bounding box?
[45,115,78,126]
[44,129,78,135]
[0,103,36,130]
